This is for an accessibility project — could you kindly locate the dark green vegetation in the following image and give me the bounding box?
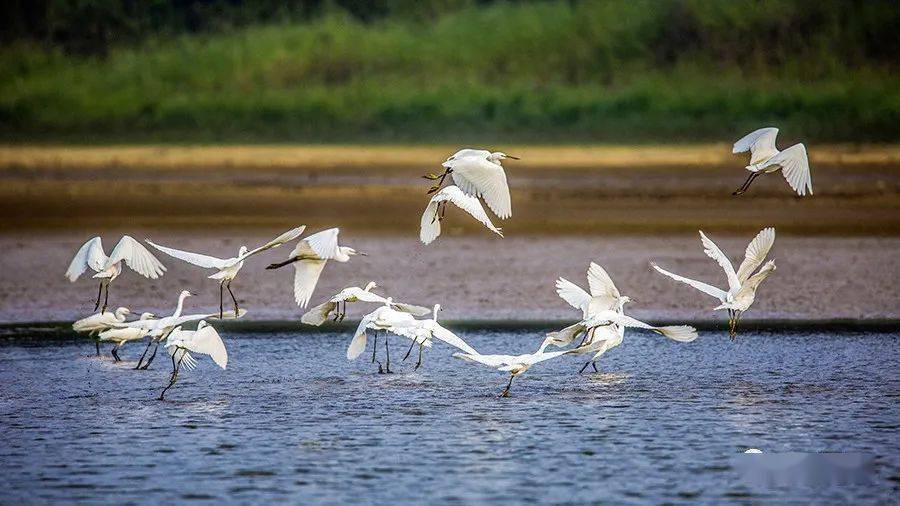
[2,0,898,143]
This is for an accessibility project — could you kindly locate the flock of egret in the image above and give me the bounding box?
[68,127,809,398]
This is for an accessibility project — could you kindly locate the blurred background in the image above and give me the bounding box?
[0,1,898,322]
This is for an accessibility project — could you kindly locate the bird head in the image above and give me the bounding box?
[618,295,634,307]
[197,320,209,330]
[238,246,248,256]
[364,281,378,291]
[489,152,519,162]
[140,312,156,320]
[342,247,367,257]
[180,290,195,298]
[115,307,131,317]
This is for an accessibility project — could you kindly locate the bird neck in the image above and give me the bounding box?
[173,294,188,318]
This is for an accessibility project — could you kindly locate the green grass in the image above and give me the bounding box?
[1,0,898,143]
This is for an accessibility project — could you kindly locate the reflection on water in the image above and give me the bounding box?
[0,329,897,503]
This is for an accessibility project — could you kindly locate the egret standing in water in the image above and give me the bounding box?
[652,228,777,339]
[423,149,517,219]
[732,127,812,196]
[73,307,131,355]
[453,347,573,397]
[266,228,366,308]
[419,186,503,245]
[159,321,228,400]
[65,236,166,312]
[97,312,157,361]
[146,225,306,318]
[347,301,430,374]
[393,304,479,370]
[301,281,429,325]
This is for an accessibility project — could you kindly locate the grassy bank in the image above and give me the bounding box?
[2,1,898,143]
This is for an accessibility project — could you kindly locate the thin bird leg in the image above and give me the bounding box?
[403,337,417,361]
[500,375,514,397]
[579,360,593,374]
[384,335,392,374]
[219,282,224,319]
[110,345,120,362]
[101,282,109,313]
[94,282,103,311]
[226,281,239,316]
[95,341,101,356]
[372,332,378,363]
[439,201,447,220]
[158,352,185,401]
[592,362,599,373]
[733,172,760,196]
[171,353,177,374]
[339,301,347,322]
[135,339,153,369]
[414,342,424,370]
[431,204,441,224]
[141,341,160,370]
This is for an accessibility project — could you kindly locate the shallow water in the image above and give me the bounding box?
[1,328,897,503]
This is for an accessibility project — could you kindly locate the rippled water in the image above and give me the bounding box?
[1,328,897,503]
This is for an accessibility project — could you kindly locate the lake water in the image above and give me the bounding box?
[0,327,897,503]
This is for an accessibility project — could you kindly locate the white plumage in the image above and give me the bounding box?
[301,281,429,326]
[732,127,813,196]
[420,186,503,244]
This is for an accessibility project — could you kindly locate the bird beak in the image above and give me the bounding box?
[357,252,369,256]
[506,155,520,160]
[188,291,197,296]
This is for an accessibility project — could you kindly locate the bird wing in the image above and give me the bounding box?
[238,225,307,261]
[651,262,728,302]
[442,148,490,168]
[293,259,328,307]
[391,302,431,316]
[555,277,591,312]
[419,196,443,245]
[66,237,107,281]
[145,239,227,269]
[347,309,380,360]
[452,352,511,369]
[526,350,572,365]
[588,311,698,343]
[736,227,776,282]
[300,300,336,326]
[184,325,228,369]
[429,322,479,355]
[543,322,586,348]
[768,144,812,196]
[586,262,620,299]
[733,127,779,164]
[699,231,740,293]
[302,228,342,259]
[106,236,166,279]
[348,289,388,304]
[449,157,512,219]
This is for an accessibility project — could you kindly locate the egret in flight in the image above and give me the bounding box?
[301,281,429,325]
[453,347,573,397]
[96,312,156,361]
[146,225,306,318]
[393,304,479,370]
[347,301,430,374]
[65,236,166,312]
[266,228,366,308]
[652,228,777,339]
[423,149,517,219]
[420,186,503,244]
[732,127,812,196]
[159,321,228,400]
[73,306,131,355]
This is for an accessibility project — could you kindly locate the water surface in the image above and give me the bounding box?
[1,328,897,503]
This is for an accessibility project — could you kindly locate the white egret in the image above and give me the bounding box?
[423,148,517,218]
[159,321,228,400]
[73,306,131,355]
[732,127,812,196]
[419,186,503,245]
[96,312,156,361]
[266,228,366,308]
[652,228,777,339]
[453,347,573,397]
[301,281,429,325]
[347,301,432,374]
[146,225,306,318]
[390,304,479,370]
[65,236,166,312]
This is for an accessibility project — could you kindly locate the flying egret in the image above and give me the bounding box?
[453,347,573,397]
[652,228,777,339]
[391,304,479,370]
[96,312,156,361]
[423,149,517,219]
[159,321,228,400]
[73,306,131,355]
[146,225,306,318]
[732,127,812,196]
[65,236,166,312]
[419,186,503,245]
[347,301,431,374]
[265,228,366,308]
[301,281,429,325]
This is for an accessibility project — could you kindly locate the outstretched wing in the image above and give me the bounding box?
[452,352,510,369]
[391,302,431,316]
[736,228,776,282]
[429,322,478,355]
[302,228,342,259]
[555,277,591,312]
[768,144,812,196]
[300,300,336,326]
[699,231,740,293]
[588,311,698,343]
[442,148,490,168]
[66,237,107,281]
[107,236,166,279]
[239,225,307,260]
[733,127,779,165]
[145,239,226,269]
[421,186,503,244]
[294,259,327,307]
[543,322,587,349]
[347,309,380,360]
[586,262,620,299]
[449,157,512,219]
[419,196,443,245]
[185,324,228,369]
[651,262,728,302]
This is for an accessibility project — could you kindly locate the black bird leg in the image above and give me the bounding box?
[384,335,392,373]
[226,280,239,316]
[135,339,153,369]
[500,375,514,397]
[219,282,224,319]
[110,345,121,362]
[158,352,185,400]
[94,282,103,311]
